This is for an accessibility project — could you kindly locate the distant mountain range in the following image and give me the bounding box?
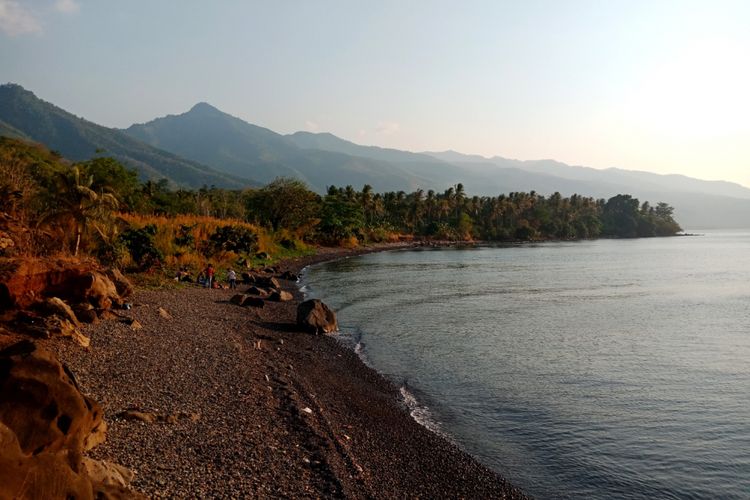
[2,83,750,228]
[0,84,249,188]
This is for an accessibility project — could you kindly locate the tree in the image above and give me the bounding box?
[41,166,119,255]
[245,177,320,234]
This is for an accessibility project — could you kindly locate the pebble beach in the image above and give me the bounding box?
[49,247,527,498]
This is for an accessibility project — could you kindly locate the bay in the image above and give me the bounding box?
[302,232,750,499]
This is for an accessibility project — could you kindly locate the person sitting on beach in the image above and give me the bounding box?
[175,266,192,282]
[196,271,206,286]
[227,268,237,289]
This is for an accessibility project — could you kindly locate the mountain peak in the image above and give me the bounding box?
[189,102,220,114]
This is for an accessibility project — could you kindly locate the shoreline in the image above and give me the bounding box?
[46,243,528,498]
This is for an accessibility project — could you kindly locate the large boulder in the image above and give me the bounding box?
[296,299,338,334]
[0,340,104,455]
[0,421,94,500]
[0,259,131,313]
[255,276,280,290]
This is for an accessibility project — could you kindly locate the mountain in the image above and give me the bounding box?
[125,103,450,193]
[426,151,750,200]
[0,84,251,188]
[3,83,748,228]
[125,102,750,227]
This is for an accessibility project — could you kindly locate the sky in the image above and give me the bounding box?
[1,0,750,187]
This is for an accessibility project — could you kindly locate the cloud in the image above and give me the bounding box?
[54,0,79,13]
[376,121,401,136]
[0,0,42,36]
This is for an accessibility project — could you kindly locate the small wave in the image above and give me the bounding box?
[353,341,364,357]
[399,385,446,437]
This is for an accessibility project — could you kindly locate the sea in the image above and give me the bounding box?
[301,231,750,499]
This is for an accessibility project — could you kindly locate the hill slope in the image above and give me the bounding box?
[0,84,252,188]
[125,103,445,193]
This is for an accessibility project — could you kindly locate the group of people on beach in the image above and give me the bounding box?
[176,263,237,290]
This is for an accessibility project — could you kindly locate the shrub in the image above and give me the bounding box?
[209,225,258,254]
[120,224,164,269]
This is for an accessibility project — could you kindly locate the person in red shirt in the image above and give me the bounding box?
[205,263,215,289]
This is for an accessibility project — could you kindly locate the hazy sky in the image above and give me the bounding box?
[2,0,749,187]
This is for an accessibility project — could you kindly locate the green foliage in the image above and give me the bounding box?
[601,195,682,238]
[318,189,365,242]
[208,225,258,254]
[120,224,163,268]
[174,224,196,247]
[245,177,320,234]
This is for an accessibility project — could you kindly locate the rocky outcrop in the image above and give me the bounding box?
[0,340,143,498]
[296,299,338,334]
[0,258,133,315]
[0,340,103,456]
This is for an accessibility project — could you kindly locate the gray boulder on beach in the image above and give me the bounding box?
[296,299,337,334]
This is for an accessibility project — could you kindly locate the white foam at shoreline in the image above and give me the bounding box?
[299,262,448,438]
[398,385,446,437]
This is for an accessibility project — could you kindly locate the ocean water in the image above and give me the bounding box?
[301,232,750,499]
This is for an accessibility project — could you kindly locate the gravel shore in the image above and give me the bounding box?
[49,246,528,498]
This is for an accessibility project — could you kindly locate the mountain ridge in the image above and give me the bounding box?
[2,83,750,228]
[0,84,253,189]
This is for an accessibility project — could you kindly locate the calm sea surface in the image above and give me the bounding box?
[302,232,750,499]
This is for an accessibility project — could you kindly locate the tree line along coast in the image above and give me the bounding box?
[0,136,682,280]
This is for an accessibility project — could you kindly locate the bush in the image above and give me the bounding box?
[120,224,164,269]
[209,225,258,254]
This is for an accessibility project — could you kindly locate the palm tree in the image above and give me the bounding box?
[40,166,119,256]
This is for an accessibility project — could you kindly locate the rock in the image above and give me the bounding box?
[0,340,104,456]
[41,297,81,326]
[280,270,299,281]
[245,286,269,296]
[231,294,264,308]
[0,340,142,499]
[0,260,125,312]
[301,407,313,414]
[83,457,134,489]
[105,268,134,298]
[50,271,122,311]
[46,316,90,348]
[116,409,200,425]
[126,318,142,331]
[241,272,255,284]
[255,252,270,260]
[269,290,293,302]
[255,276,280,289]
[230,294,246,305]
[0,421,93,500]
[296,299,338,334]
[117,410,157,424]
[157,307,173,320]
[73,302,99,324]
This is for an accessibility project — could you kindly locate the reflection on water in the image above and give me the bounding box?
[303,233,750,499]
